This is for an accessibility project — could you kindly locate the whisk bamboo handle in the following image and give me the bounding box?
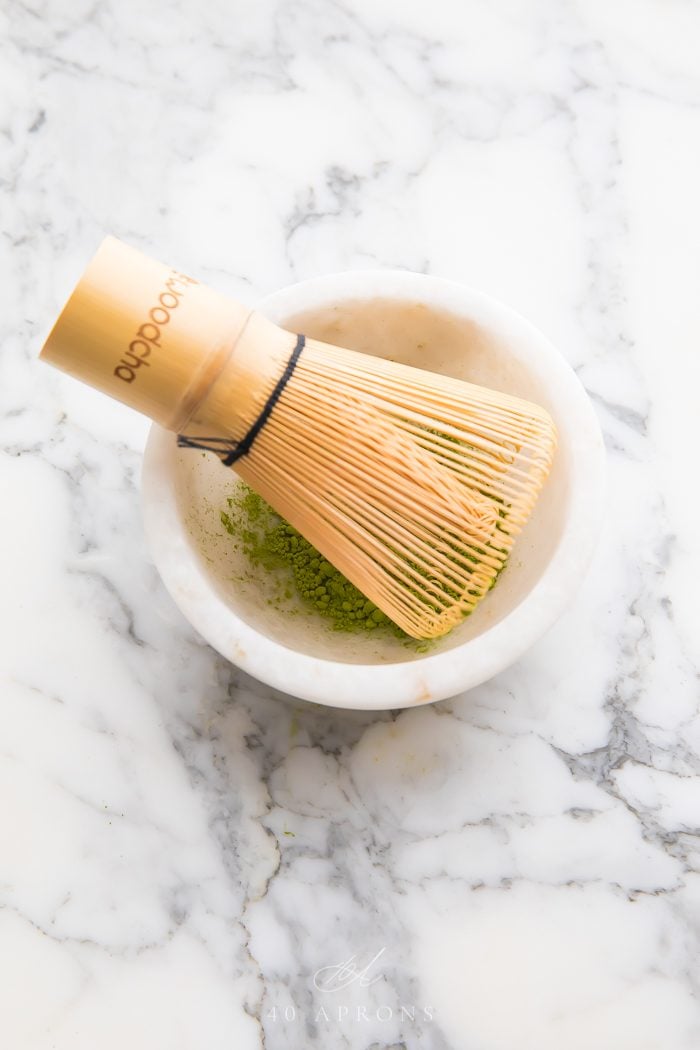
[39,236,292,436]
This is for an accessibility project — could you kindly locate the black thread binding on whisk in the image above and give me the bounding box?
[177,333,306,467]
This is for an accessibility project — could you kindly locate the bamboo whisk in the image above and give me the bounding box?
[40,237,557,640]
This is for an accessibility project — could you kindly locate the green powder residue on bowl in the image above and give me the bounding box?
[220,485,432,651]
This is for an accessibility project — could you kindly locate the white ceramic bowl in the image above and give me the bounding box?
[142,272,604,709]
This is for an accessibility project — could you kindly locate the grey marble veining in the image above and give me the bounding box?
[1,1,700,1047]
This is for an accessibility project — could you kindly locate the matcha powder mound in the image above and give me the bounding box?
[220,485,430,648]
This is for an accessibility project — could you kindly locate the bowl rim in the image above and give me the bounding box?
[141,270,605,709]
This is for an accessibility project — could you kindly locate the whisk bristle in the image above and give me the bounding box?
[215,336,557,639]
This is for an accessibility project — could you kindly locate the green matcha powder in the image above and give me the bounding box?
[220,485,432,651]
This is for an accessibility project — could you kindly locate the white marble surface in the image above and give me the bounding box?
[1,1,700,1047]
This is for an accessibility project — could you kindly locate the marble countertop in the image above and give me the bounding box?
[2,1,699,1047]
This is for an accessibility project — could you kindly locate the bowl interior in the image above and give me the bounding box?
[172,290,571,665]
